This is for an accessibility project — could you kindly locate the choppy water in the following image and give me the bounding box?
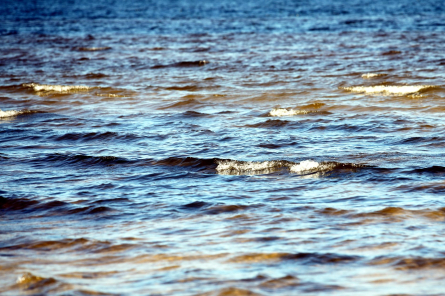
[1,0,445,295]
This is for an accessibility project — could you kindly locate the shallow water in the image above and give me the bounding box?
[1,0,445,295]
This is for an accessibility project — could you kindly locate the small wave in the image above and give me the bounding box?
[52,131,139,142]
[230,252,360,264]
[216,160,291,175]
[85,72,109,79]
[95,93,130,98]
[245,119,292,128]
[151,157,217,171]
[361,73,386,79]
[216,159,362,175]
[0,109,40,119]
[0,109,24,118]
[23,83,93,93]
[289,160,334,173]
[341,85,436,96]
[269,108,310,117]
[152,60,209,69]
[158,98,202,109]
[382,50,402,55]
[41,153,132,166]
[77,46,111,51]
[370,256,445,270]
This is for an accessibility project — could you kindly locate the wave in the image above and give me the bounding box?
[39,153,133,166]
[76,46,112,51]
[23,83,93,93]
[0,109,40,118]
[152,60,209,69]
[361,73,386,79]
[269,108,310,117]
[341,85,437,96]
[216,159,363,175]
[150,156,217,171]
[158,98,203,109]
[52,131,139,142]
[230,252,360,264]
[0,109,25,118]
[245,119,292,128]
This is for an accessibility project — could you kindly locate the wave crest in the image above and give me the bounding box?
[361,73,386,79]
[0,109,24,118]
[341,85,436,96]
[0,109,39,118]
[216,159,363,175]
[23,83,93,93]
[269,108,310,117]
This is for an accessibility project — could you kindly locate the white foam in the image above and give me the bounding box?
[289,160,321,173]
[216,160,284,173]
[216,159,340,175]
[269,108,309,117]
[95,93,129,98]
[23,83,92,93]
[361,73,386,79]
[342,85,435,96]
[0,109,23,118]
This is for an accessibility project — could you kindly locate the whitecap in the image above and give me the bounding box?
[269,108,309,117]
[0,109,24,118]
[288,160,321,173]
[342,85,436,96]
[23,83,93,93]
[361,73,386,79]
[215,159,353,176]
[216,160,288,175]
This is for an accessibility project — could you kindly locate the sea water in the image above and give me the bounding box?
[1,0,445,295]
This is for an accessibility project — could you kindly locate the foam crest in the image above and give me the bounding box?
[361,73,386,79]
[342,85,436,96]
[215,159,354,175]
[216,160,288,175]
[23,83,93,93]
[289,160,323,173]
[269,108,309,117]
[0,109,23,118]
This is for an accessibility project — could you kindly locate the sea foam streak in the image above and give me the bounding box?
[342,85,436,96]
[23,83,93,93]
[269,108,309,117]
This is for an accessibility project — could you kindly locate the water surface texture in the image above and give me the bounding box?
[1,0,445,295]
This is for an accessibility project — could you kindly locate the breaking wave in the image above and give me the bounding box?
[0,109,39,118]
[361,73,386,79]
[341,85,437,96]
[216,159,363,175]
[0,109,25,118]
[23,83,93,93]
[269,108,310,117]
